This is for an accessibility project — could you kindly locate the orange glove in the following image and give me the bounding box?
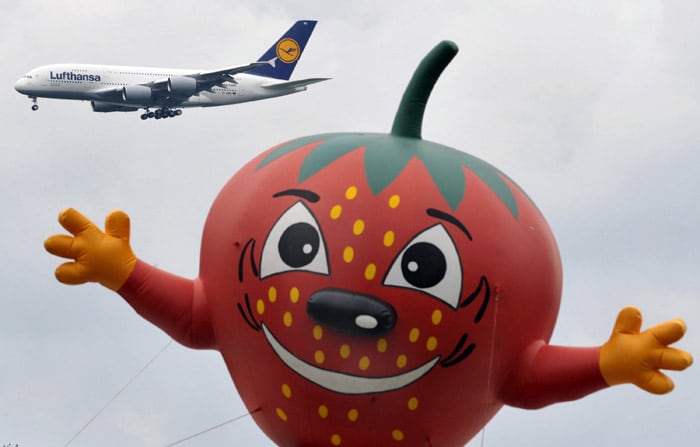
[600,306,693,394]
[44,208,137,291]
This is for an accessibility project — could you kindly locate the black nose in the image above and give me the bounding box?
[307,288,397,337]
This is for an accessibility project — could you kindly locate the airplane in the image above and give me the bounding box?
[14,20,328,120]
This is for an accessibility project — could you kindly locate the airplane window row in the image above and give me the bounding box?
[111,72,177,76]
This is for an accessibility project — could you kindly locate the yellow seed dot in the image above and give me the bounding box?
[389,195,400,208]
[313,325,323,341]
[276,408,287,421]
[383,230,395,247]
[256,299,265,315]
[281,384,292,399]
[392,429,405,441]
[358,356,370,370]
[407,397,419,411]
[290,287,300,303]
[431,309,443,325]
[347,408,359,422]
[409,328,420,343]
[268,286,277,303]
[331,434,342,446]
[353,219,365,235]
[343,246,354,263]
[330,204,342,219]
[339,344,351,359]
[318,404,329,419]
[345,186,358,200]
[315,350,326,364]
[396,354,407,368]
[426,336,438,351]
[365,263,377,280]
[318,405,328,419]
[376,338,388,353]
[283,312,293,327]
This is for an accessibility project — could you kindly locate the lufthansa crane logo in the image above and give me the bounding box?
[276,38,301,64]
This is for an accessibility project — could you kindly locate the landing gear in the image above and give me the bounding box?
[141,107,182,120]
[30,97,38,111]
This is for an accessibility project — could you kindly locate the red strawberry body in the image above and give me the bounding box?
[190,133,566,446]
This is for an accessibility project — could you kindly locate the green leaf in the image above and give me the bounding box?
[456,151,519,219]
[415,144,467,211]
[298,134,366,182]
[363,136,415,194]
[256,133,346,171]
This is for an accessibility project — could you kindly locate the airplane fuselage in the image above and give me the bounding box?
[15,63,305,108]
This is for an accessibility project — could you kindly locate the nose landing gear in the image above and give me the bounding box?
[30,97,38,111]
[141,107,183,120]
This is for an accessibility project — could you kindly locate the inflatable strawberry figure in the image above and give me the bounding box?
[46,41,692,446]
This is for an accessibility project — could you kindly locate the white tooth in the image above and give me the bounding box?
[263,324,439,395]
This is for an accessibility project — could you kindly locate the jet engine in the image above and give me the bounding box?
[167,76,197,97]
[121,85,153,104]
[91,101,140,112]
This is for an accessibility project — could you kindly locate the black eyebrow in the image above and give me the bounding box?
[272,189,320,203]
[426,208,472,241]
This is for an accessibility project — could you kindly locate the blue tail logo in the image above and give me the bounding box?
[248,20,318,80]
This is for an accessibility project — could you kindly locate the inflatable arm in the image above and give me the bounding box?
[45,208,216,350]
[499,342,606,409]
[501,307,692,409]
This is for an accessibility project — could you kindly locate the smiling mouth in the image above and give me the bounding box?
[262,323,439,395]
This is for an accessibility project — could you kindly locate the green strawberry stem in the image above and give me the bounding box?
[391,40,459,139]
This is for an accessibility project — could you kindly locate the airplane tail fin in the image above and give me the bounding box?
[247,20,318,80]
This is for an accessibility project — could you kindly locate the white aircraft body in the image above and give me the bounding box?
[14,20,328,120]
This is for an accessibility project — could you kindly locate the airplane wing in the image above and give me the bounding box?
[261,77,331,90]
[149,58,277,96]
[194,58,276,88]
[89,59,277,105]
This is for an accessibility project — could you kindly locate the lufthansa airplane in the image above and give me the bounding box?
[14,20,328,120]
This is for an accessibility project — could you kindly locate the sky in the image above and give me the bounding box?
[1,0,698,446]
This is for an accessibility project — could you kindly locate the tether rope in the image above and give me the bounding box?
[63,340,173,447]
[479,288,501,447]
[163,410,259,447]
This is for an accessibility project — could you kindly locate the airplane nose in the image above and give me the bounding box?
[14,78,28,93]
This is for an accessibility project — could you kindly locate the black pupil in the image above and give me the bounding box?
[278,222,320,268]
[401,242,446,289]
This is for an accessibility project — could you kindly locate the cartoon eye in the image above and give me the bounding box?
[383,224,462,308]
[260,201,329,278]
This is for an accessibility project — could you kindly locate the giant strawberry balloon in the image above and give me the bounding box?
[46,41,691,446]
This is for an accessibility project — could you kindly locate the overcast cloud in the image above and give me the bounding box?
[1,1,698,446]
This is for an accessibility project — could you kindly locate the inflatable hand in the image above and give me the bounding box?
[600,306,693,394]
[44,208,137,291]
